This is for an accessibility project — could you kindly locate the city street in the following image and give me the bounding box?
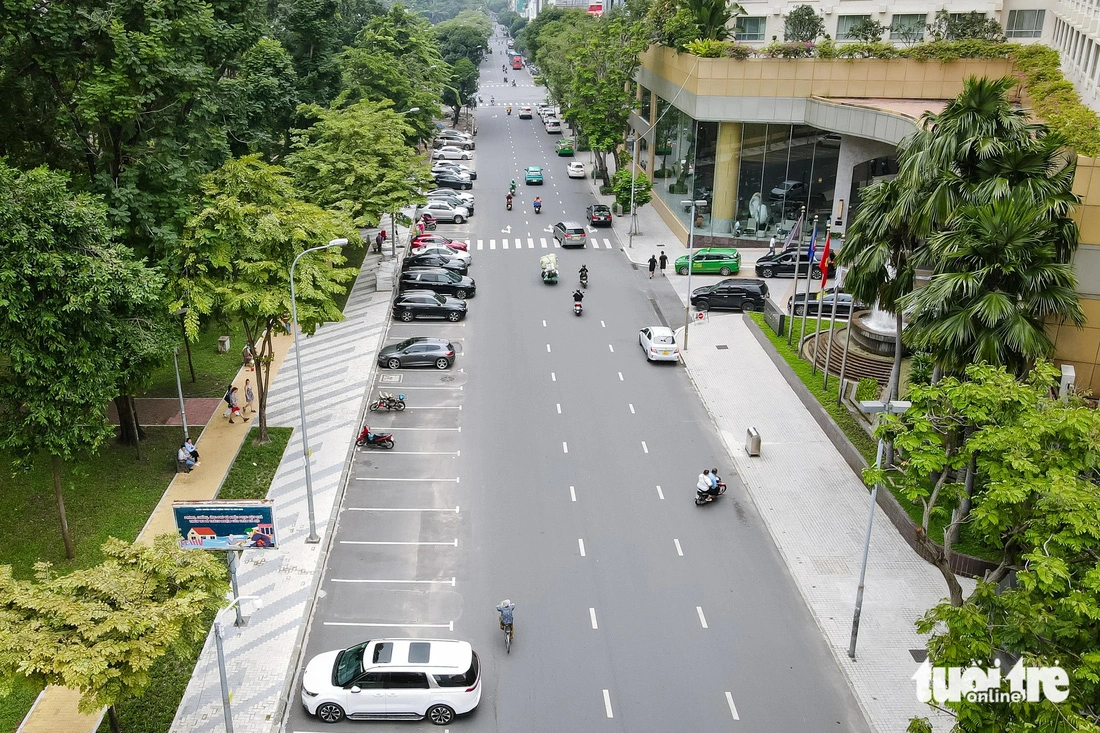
[285,45,870,733]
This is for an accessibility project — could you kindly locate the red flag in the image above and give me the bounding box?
[818,232,832,291]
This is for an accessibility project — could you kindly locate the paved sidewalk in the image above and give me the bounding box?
[168,226,399,733]
[604,188,968,731]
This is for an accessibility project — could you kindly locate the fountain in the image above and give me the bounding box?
[850,303,902,356]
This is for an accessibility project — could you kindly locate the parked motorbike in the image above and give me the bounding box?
[369,392,406,412]
[420,214,438,231]
[694,479,727,506]
[356,426,395,449]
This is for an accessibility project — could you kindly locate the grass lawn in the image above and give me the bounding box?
[95,426,292,733]
[141,322,251,399]
[749,313,998,561]
[0,427,182,732]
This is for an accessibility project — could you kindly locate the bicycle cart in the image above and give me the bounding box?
[540,253,559,284]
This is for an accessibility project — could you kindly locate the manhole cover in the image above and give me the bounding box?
[440,376,455,382]
[716,344,729,350]
[379,374,402,383]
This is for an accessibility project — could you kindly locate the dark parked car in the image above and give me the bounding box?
[586,204,612,226]
[787,288,863,317]
[432,170,473,190]
[392,291,467,322]
[754,250,834,280]
[402,252,469,275]
[377,337,456,370]
[690,279,769,312]
[400,267,476,298]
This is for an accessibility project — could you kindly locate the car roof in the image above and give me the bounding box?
[397,290,445,298]
[589,204,611,210]
[403,267,462,276]
[716,278,766,288]
[645,326,675,337]
[560,220,585,229]
[526,166,542,171]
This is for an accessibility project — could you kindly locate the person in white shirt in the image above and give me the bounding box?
[178,444,197,471]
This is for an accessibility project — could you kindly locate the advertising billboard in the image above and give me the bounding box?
[173,500,278,550]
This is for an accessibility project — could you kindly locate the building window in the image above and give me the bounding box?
[1005,9,1044,38]
[640,87,652,121]
[735,17,766,41]
[889,14,926,42]
[836,15,870,41]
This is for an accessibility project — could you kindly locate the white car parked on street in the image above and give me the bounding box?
[639,326,680,362]
[411,243,473,264]
[433,145,472,161]
[301,638,482,725]
[567,162,586,179]
[417,200,470,223]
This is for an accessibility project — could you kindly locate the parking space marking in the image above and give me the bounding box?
[347,507,459,513]
[725,692,741,720]
[401,405,462,410]
[603,690,614,718]
[674,538,683,556]
[578,538,586,556]
[325,620,455,630]
[355,477,460,483]
[392,385,464,391]
[330,577,457,586]
[341,539,459,546]
[386,426,461,432]
[569,485,576,501]
[656,485,664,500]
[590,608,598,629]
[376,450,460,456]
[696,606,709,629]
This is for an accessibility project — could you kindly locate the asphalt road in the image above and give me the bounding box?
[284,41,871,733]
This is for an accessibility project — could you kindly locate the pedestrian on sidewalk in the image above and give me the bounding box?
[242,344,254,371]
[374,231,384,254]
[768,235,777,255]
[244,378,256,414]
[228,386,248,424]
[223,383,233,418]
[648,254,657,278]
[178,443,197,471]
[185,437,200,462]
[658,251,668,276]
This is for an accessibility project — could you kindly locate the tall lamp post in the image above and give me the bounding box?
[290,238,348,544]
[680,199,708,351]
[172,348,189,442]
[213,595,262,733]
[626,134,639,248]
[848,398,911,659]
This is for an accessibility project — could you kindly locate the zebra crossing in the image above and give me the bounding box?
[471,236,615,250]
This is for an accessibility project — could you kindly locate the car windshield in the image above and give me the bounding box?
[592,206,609,214]
[654,334,675,344]
[393,338,421,350]
[429,293,446,304]
[334,641,369,687]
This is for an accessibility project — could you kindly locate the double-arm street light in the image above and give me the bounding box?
[214,595,263,733]
[680,199,708,351]
[848,398,911,659]
[626,134,639,248]
[290,238,348,544]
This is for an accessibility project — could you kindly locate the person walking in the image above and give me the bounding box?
[374,230,384,254]
[768,235,777,255]
[228,386,248,424]
[658,251,668,276]
[648,254,657,279]
[244,378,256,415]
[222,383,234,418]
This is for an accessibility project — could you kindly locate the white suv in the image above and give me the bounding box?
[301,638,481,725]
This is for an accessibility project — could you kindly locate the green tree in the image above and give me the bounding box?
[434,11,492,65]
[174,156,356,442]
[339,5,450,143]
[783,4,824,42]
[846,17,885,42]
[647,0,699,48]
[681,0,745,41]
[224,38,303,162]
[0,536,228,733]
[560,17,649,186]
[443,58,481,127]
[287,101,432,227]
[0,163,165,559]
[926,9,1004,41]
[533,14,595,105]
[611,168,653,213]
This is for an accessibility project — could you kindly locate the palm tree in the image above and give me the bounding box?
[682,0,746,41]
[835,178,915,401]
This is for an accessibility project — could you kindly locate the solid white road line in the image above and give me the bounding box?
[356,477,460,482]
[603,690,613,718]
[578,538,586,556]
[556,403,561,413]
[331,578,457,586]
[551,372,556,381]
[542,319,547,327]
[402,405,462,410]
[674,538,683,556]
[386,426,461,432]
[325,620,454,630]
[562,441,568,453]
[569,485,576,502]
[341,539,458,546]
[697,606,709,629]
[629,404,635,414]
[618,372,624,381]
[725,691,741,720]
[641,441,649,454]
[656,485,664,500]
[347,507,459,513]
[608,344,614,352]
[601,320,606,328]
[590,608,598,629]
[546,343,551,352]
[379,450,460,456]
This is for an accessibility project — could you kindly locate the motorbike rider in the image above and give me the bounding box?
[506,192,513,208]
[511,79,516,86]
[533,195,542,213]
[490,95,495,105]
[579,264,588,283]
[572,289,584,304]
[697,468,717,496]
[510,179,517,194]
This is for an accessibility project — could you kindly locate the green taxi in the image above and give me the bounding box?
[675,247,741,275]
[524,166,544,185]
[556,138,575,156]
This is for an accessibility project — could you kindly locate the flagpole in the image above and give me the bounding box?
[811,231,831,376]
[837,309,855,406]
[824,264,844,391]
[786,207,806,346]
[798,215,819,351]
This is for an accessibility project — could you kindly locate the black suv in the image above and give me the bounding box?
[400,267,476,298]
[402,252,469,275]
[755,250,834,279]
[690,279,769,312]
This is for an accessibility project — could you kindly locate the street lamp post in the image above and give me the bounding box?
[681,199,708,351]
[172,348,189,442]
[290,238,348,544]
[213,596,262,733]
[848,399,911,660]
[626,134,639,248]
